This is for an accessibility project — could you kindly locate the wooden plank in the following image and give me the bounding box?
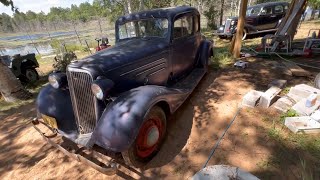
[271,0,307,52]
[282,61,311,76]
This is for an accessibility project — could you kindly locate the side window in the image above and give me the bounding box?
[261,6,273,15]
[173,15,193,39]
[194,15,200,33]
[275,5,284,14]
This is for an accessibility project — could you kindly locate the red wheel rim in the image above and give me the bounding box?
[136,118,163,158]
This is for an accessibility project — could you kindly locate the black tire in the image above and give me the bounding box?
[205,48,212,72]
[122,106,167,168]
[22,68,39,83]
[315,73,320,89]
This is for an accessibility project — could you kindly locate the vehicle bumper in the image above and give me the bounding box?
[31,118,118,176]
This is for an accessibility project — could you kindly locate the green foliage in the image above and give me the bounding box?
[0,0,17,12]
[53,51,77,72]
[50,39,83,53]
[204,4,218,30]
[256,0,290,5]
[0,0,209,33]
[268,128,281,141]
[280,109,299,123]
[211,47,233,69]
[309,0,320,9]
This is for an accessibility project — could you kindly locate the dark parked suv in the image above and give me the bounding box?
[217,2,289,40]
[33,6,213,174]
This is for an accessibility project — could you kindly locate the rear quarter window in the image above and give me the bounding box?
[275,5,284,14]
[173,15,193,39]
[261,6,273,15]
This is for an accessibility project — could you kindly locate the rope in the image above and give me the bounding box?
[242,45,320,70]
[270,52,320,70]
[202,104,243,169]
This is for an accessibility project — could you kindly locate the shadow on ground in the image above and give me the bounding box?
[0,58,319,179]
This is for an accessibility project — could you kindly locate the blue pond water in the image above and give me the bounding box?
[0,31,88,56]
[0,43,54,56]
[0,31,78,41]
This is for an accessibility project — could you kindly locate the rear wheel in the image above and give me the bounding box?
[122,106,166,168]
[242,29,248,40]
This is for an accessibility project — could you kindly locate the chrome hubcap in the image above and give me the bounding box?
[26,69,37,82]
[146,126,160,147]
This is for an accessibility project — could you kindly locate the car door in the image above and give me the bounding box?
[258,6,274,30]
[171,13,197,79]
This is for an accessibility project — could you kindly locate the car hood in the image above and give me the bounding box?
[68,38,168,77]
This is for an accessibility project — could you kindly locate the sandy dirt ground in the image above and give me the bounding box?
[0,58,318,180]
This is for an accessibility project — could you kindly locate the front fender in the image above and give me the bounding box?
[36,85,78,137]
[92,85,188,152]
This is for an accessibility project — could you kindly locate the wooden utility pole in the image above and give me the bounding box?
[72,22,83,46]
[220,0,225,26]
[230,0,248,58]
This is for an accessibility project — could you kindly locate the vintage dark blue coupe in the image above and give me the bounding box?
[33,6,213,174]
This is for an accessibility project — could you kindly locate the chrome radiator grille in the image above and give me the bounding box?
[224,19,231,33]
[67,69,97,134]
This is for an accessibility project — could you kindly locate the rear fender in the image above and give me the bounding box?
[92,85,188,152]
[197,40,214,70]
[21,59,39,70]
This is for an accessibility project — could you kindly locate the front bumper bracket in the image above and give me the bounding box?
[32,119,118,176]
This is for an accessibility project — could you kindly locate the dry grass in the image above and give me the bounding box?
[295,20,320,40]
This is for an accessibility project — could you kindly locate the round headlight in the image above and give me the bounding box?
[48,75,59,89]
[48,73,67,89]
[91,83,104,100]
[91,78,114,100]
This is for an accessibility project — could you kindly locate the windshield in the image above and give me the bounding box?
[118,18,169,40]
[246,7,261,16]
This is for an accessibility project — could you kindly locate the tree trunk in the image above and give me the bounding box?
[237,0,241,15]
[220,0,225,26]
[124,0,132,15]
[0,60,32,102]
[230,0,248,58]
[231,0,234,17]
[139,0,144,11]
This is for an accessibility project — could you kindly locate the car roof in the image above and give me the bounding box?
[248,2,289,9]
[116,6,198,24]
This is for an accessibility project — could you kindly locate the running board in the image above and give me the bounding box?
[248,29,277,35]
[171,68,206,92]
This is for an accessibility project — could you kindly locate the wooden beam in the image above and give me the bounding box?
[230,0,248,58]
[271,0,307,51]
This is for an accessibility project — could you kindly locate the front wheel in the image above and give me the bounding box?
[122,106,167,168]
[22,68,39,83]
